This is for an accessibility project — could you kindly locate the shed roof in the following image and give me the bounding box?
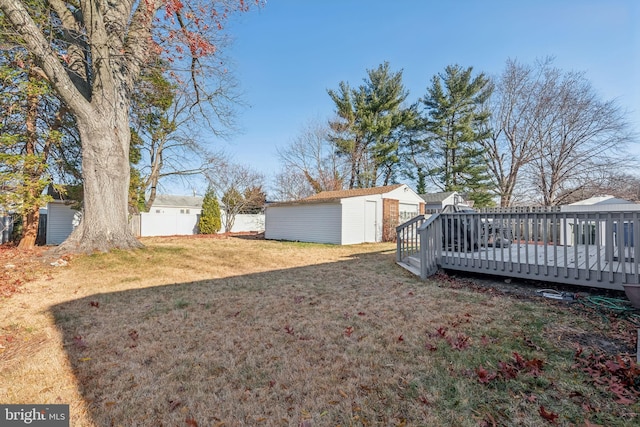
[419,191,455,203]
[269,184,405,207]
[567,195,634,206]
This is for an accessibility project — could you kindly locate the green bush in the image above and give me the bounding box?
[198,188,221,234]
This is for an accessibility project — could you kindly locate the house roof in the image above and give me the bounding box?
[152,194,204,209]
[269,184,405,207]
[419,191,456,203]
[568,195,634,206]
[47,184,83,202]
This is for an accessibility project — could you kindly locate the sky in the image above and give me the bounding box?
[173,0,640,195]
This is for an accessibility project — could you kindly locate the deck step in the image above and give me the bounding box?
[397,260,421,277]
[407,255,420,269]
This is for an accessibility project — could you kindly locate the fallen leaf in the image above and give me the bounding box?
[73,335,88,350]
[476,366,497,384]
[539,406,558,424]
[185,416,198,426]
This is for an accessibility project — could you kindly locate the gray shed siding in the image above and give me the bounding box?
[46,203,76,245]
[265,203,342,244]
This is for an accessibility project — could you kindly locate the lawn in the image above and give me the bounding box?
[1,236,639,426]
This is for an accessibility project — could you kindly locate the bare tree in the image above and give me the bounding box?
[206,161,265,233]
[0,0,251,253]
[555,170,640,204]
[482,59,543,207]
[130,57,242,212]
[524,65,634,206]
[271,168,315,202]
[276,119,346,193]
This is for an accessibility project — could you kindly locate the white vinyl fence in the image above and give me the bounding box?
[132,213,265,237]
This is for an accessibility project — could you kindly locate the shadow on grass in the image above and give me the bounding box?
[50,249,439,426]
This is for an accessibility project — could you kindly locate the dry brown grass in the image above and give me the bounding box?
[1,236,639,426]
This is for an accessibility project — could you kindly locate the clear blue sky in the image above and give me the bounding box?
[190,0,640,195]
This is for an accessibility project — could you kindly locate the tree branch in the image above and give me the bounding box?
[0,0,91,117]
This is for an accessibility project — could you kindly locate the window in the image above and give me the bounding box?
[399,203,419,222]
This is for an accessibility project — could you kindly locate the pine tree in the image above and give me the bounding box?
[328,62,410,188]
[419,65,494,206]
[198,188,221,234]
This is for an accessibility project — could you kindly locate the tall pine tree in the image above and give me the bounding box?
[419,65,494,206]
[328,62,410,188]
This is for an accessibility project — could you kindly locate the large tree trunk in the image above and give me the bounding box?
[17,207,39,249]
[58,112,143,253]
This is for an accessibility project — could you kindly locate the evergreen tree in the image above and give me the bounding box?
[0,51,79,247]
[328,62,411,188]
[198,188,221,234]
[418,65,494,206]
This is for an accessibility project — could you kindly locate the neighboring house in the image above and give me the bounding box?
[561,195,639,212]
[420,191,470,213]
[45,185,82,245]
[137,194,265,237]
[149,194,204,215]
[139,195,204,237]
[560,195,640,246]
[265,184,425,245]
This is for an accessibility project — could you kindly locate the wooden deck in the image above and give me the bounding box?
[396,211,640,291]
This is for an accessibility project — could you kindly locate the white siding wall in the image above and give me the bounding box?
[340,196,383,244]
[46,203,77,245]
[386,186,427,206]
[265,204,342,244]
[561,204,640,212]
[149,206,201,215]
[340,197,365,244]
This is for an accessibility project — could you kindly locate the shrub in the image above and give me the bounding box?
[198,188,221,234]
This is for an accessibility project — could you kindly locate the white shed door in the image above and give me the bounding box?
[364,201,377,242]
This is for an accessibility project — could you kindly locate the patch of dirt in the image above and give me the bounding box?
[437,268,628,302]
[434,269,640,356]
[0,244,52,298]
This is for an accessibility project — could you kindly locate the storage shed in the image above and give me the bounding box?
[265,184,425,245]
[420,191,471,213]
[45,185,82,245]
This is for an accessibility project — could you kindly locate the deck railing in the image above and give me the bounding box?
[417,213,442,280]
[396,214,425,263]
[397,210,640,291]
